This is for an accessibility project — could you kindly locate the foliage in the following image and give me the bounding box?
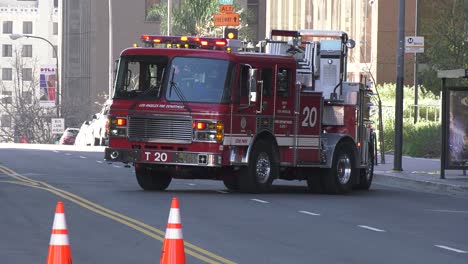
[146,0,253,40]
[419,0,468,95]
[0,51,56,143]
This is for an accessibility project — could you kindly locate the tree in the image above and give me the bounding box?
[0,50,56,143]
[419,0,468,95]
[146,0,253,40]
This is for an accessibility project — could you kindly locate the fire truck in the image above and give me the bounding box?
[104,29,375,194]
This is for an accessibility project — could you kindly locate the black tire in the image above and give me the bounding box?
[356,142,374,190]
[239,140,278,193]
[306,169,325,193]
[223,175,240,191]
[135,165,172,191]
[323,143,356,194]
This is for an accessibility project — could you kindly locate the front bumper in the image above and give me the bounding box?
[104,148,222,167]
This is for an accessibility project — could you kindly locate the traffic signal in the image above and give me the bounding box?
[224,28,238,39]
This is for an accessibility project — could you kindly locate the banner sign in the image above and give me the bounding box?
[445,87,468,168]
[40,66,57,108]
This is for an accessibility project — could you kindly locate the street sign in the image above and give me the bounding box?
[219,0,233,4]
[220,4,234,13]
[214,13,240,27]
[405,36,424,53]
[51,118,64,134]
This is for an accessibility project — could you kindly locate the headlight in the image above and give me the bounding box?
[108,116,127,137]
[193,120,223,143]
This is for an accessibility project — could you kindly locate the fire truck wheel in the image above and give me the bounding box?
[323,143,356,194]
[135,165,172,191]
[239,140,278,193]
[356,144,374,190]
[223,175,240,191]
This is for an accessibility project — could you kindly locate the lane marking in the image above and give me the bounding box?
[187,183,196,186]
[79,156,87,159]
[299,210,321,216]
[435,245,467,253]
[425,209,468,214]
[251,199,269,204]
[53,150,59,153]
[0,165,235,264]
[358,225,386,232]
[96,161,103,164]
[65,153,71,156]
[216,190,229,194]
[112,165,121,168]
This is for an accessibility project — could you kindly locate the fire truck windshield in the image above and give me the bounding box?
[165,57,232,103]
[113,55,169,99]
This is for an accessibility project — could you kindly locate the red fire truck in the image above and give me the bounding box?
[105,29,375,194]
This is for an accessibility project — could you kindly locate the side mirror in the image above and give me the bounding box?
[346,39,356,49]
[248,68,258,102]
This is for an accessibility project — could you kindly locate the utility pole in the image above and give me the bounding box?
[167,0,171,35]
[413,0,419,124]
[394,0,405,171]
[108,0,113,98]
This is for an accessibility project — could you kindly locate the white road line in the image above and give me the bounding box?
[187,183,196,186]
[425,209,468,214]
[79,156,87,159]
[112,165,121,168]
[65,153,71,156]
[299,210,321,216]
[358,225,386,232]
[216,190,229,194]
[435,245,467,254]
[251,199,269,204]
[53,150,59,153]
[96,161,103,164]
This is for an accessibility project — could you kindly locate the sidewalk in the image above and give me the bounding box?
[373,154,468,198]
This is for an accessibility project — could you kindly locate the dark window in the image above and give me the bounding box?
[3,21,13,34]
[22,45,32,57]
[23,21,33,34]
[53,22,58,35]
[261,68,273,97]
[277,68,290,97]
[1,115,11,128]
[22,68,33,81]
[2,44,12,57]
[2,68,12,80]
[22,91,32,104]
[2,91,12,104]
[238,64,250,103]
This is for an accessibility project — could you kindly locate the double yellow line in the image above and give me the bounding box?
[0,164,235,264]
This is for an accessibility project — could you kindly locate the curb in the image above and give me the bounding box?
[374,173,468,198]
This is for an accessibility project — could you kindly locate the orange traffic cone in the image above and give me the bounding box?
[160,197,186,264]
[46,201,72,264]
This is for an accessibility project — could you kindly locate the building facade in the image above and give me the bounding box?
[0,0,58,136]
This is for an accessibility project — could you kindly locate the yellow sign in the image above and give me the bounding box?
[220,5,234,13]
[214,13,240,27]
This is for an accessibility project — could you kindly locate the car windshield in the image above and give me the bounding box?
[166,57,232,103]
[113,55,169,99]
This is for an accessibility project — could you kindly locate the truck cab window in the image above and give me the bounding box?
[277,68,290,97]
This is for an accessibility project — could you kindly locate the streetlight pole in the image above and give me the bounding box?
[9,33,60,118]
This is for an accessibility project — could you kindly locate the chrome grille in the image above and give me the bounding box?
[128,116,192,143]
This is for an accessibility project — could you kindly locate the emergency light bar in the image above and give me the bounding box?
[140,35,241,51]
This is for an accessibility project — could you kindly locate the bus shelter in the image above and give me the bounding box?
[438,69,468,179]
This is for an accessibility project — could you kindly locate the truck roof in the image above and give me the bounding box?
[120,47,297,66]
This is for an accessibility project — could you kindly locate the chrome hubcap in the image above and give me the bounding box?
[337,155,352,184]
[256,152,271,184]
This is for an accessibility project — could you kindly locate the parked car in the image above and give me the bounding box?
[88,100,111,146]
[59,128,80,145]
[74,121,92,146]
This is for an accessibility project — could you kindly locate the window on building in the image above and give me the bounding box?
[1,115,12,128]
[3,21,13,34]
[22,68,33,81]
[53,22,58,35]
[2,44,12,57]
[52,45,57,58]
[23,21,33,34]
[2,68,12,80]
[2,91,12,104]
[22,91,32,104]
[22,45,33,57]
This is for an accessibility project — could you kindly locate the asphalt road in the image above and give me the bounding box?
[1,145,467,263]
